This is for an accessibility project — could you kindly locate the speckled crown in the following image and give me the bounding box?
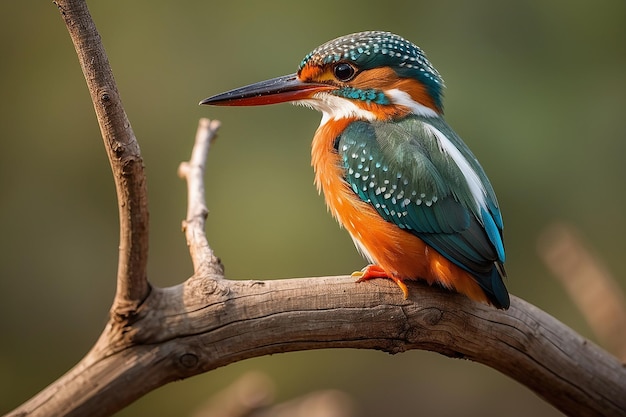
[298,31,444,107]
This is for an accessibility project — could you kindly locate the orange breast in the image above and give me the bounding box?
[311,118,488,303]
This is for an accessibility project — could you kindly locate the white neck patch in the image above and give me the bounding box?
[385,88,439,118]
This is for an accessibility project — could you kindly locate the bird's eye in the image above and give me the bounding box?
[333,63,356,82]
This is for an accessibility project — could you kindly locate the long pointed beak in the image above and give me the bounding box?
[199,73,335,106]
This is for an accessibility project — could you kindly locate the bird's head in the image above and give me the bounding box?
[201,31,444,122]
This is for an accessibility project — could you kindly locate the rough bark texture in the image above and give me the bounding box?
[6,1,626,417]
[8,275,626,417]
[54,0,150,313]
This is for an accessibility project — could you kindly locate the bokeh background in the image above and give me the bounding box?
[1,1,625,416]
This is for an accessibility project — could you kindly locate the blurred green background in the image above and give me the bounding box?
[1,1,625,416]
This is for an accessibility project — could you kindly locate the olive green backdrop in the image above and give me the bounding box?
[1,1,625,416]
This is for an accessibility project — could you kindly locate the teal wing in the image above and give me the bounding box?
[337,115,509,308]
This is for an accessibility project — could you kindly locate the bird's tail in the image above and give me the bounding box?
[476,263,510,309]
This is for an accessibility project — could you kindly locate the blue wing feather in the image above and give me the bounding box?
[338,115,509,308]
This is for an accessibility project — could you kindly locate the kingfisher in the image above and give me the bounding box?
[201,31,510,309]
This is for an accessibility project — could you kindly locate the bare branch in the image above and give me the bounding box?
[178,118,223,277]
[252,390,354,417]
[191,371,354,417]
[7,277,626,417]
[191,372,276,417]
[539,223,626,360]
[52,0,150,312]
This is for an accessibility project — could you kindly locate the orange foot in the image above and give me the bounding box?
[352,265,409,299]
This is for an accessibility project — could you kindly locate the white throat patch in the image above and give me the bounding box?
[297,92,377,125]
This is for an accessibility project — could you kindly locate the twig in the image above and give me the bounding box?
[191,372,275,417]
[191,371,354,417]
[538,223,626,361]
[251,390,354,417]
[178,118,223,277]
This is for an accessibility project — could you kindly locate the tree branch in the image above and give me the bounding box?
[538,223,626,360]
[7,274,626,417]
[178,118,224,277]
[53,0,150,313]
[192,371,354,417]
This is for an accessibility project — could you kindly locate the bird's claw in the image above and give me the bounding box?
[352,265,409,299]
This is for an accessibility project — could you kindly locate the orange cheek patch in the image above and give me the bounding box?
[350,67,399,88]
[351,67,440,113]
[298,63,335,83]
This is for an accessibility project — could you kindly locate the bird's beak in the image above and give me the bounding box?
[199,73,335,106]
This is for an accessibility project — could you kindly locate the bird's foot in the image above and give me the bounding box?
[352,265,409,299]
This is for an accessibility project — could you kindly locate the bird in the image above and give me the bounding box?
[200,31,510,309]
